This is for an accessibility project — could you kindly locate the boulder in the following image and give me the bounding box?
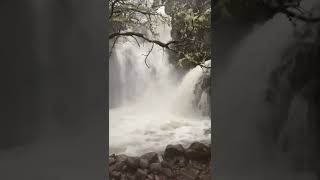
[185,142,210,161]
[110,161,126,172]
[126,174,136,180]
[161,168,173,177]
[136,169,148,180]
[127,157,140,169]
[116,154,128,163]
[120,174,126,180]
[160,160,174,169]
[180,167,200,180]
[147,174,155,180]
[150,163,162,173]
[176,156,188,167]
[139,158,149,169]
[141,152,159,164]
[109,156,116,166]
[164,144,185,159]
[112,171,122,179]
[121,164,128,171]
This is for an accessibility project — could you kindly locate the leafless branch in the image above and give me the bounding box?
[130,35,141,47]
[109,35,120,58]
[109,32,179,53]
[142,43,155,68]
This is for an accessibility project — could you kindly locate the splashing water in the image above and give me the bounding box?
[109,6,210,156]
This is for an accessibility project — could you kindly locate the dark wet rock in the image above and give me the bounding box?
[154,175,169,180]
[109,156,117,166]
[141,152,159,164]
[164,144,185,159]
[136,169,148,180]
[139,158,149,169]
[109,143,211,180]
[110,161,126,172]
[180,167,200,180]
[127,157,140,169]
[150,163,162,173]
[191,162,205,170]
[121,164,128,171]
[198,174,211,180]
[161,168,173,177]
[116,154,128,163]
[154,175,160,180]
[110,171,121,179]
[176,156,187,167]
[160,160,173,169]
[127,174,136,180]
[147,174,155,180]
[185,142,210,161]
[120,174,126,180]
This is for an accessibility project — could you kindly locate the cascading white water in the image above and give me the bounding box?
[109,6,210,156]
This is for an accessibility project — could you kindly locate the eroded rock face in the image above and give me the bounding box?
[108,142,211,180]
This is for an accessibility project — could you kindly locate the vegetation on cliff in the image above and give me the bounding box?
[108,0,211,69]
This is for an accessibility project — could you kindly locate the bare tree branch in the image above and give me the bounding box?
[109,32,179,53]
[113,7,161,16]
[108,0,212,69]
[142,43,154,68]
[109,35,121,58]
[130,35,141,47]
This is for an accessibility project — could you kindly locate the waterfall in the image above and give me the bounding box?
[109,6,210,156]
[174,60,211,117]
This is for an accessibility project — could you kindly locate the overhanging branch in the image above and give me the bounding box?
[109,32,179,53]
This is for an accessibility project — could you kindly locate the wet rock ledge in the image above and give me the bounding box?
[109,142,211,180]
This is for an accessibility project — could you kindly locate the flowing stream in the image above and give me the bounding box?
[109,7,210,156]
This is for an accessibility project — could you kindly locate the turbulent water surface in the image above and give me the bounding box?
[109,7,210,156]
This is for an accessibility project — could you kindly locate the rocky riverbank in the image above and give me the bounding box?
[109,142,211,180]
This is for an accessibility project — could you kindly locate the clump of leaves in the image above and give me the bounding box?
[166,0,211,68]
